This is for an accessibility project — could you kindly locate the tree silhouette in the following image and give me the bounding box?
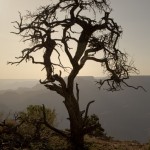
[9,0,141,149]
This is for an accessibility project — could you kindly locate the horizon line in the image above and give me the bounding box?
[0,75,150,80]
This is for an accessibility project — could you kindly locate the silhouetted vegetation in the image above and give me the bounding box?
[86,114,106,138]
[0,105,57,149]
[8,0,141,149]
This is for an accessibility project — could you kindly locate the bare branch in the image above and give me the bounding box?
[42,104,69,138]
[44,82,64,96]
[122,80,147,92]
[29,56,44,65]
[83,100,95,125]
[62,24,74,66]
[8,44,43,65]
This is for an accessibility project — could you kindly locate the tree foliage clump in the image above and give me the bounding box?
[0,105,56,150]
[18,105,55,140]
[86,114,106,138]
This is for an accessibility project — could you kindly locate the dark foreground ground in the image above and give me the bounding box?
[85,136,149,150]
[1,135,150,150]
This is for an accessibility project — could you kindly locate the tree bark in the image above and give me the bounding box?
[64,94,85,150]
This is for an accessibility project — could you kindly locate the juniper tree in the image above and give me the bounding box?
[9,0,141,149]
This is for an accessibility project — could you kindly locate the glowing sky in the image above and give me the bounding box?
[0,0,150,79]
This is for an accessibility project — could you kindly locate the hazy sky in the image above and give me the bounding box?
[0,0,150,79]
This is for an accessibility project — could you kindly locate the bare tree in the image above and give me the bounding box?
[9,0,141,149]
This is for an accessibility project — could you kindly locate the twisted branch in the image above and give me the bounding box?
[42,104,69,138]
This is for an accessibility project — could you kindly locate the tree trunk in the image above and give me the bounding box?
[64,94,85,150]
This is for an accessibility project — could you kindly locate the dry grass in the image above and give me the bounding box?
[84,136,150,150]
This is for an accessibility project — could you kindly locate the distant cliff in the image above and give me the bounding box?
[0,76,150,143]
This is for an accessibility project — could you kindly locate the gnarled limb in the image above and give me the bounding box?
[42,104,69,139]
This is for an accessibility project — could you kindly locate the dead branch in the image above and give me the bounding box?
[42,104,69,139]
[83,100,95,125]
